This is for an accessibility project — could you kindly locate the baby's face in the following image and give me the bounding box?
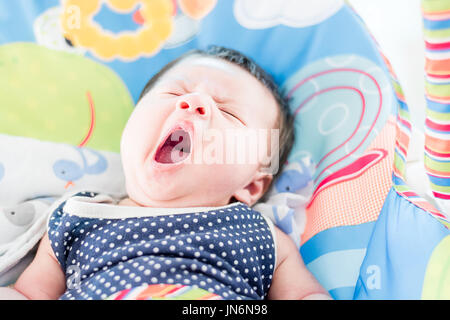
[120,55,279,207]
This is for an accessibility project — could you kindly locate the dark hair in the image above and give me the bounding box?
[139,46,294,183]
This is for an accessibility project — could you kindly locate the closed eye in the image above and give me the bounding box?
[219,107,245,125]
[164,92,183,96]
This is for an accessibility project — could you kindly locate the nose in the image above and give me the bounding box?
[176,95,211,119]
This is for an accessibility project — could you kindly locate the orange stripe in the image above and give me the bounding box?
[425,58,450,75]
[422,8,450,16]
[136,286,159,300]
[423,13,450,21]
[382,55,398,79]
[198,293,219,300]
[426,93,450,104]
[395,91,406,103]
[395,141,407,157]
[135,284,172,300]
[425,134,450,152]
[396,139,408,157]
[152,285,179,298]
[64,181,74,189]
[393,164,404,178]
[425,145,450,156]
[425,166,450,177]
[162,285,185,296]
[412,200,441,215]
[396,127,410,150]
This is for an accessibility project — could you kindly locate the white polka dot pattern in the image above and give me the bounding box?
[48,192,275,300]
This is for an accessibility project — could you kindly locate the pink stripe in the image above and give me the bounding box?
[422,10,450,21]
[397,115,412,130]
[400,191,419,197]
[293,86,365,171]
[427,96,450,104]
[78,91,95,147]
[426,118,450,131]
[287,68,383,183]
[426,73,450,79]
[395,141,407,157]
[426,171,450,181]
[432,191,450,200]
[114,288,131,300]
[308,149,387,206]
[425,145,450,158]
[415,200,447,218]
[425,41,450,50]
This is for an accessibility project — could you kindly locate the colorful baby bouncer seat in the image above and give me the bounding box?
[0,0,449,299]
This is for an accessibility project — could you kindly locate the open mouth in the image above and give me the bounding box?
[154,128,192,164]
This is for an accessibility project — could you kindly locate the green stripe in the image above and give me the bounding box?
[393,184,410,193]
[175,288,215,300]
[394,155,406,176]
[422,0,450,13]
[392,80,405,97]
[398,108,411,122]
[421,236,450,299]
[438,218,450,228]
[423,28,450,40]
[429,181,450,193]
[425,154,450,172]
[426,109,450,121]
[426,82,450,98]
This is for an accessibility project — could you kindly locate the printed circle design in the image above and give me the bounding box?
[359,66,390,95]
[324,55,355,67]
[283,55,392,188]
[61,0,174,60]
[289,79,375,183]
[318,103,349,135]
[296,79,320,114]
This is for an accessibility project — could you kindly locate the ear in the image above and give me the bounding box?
[232,171,273,206]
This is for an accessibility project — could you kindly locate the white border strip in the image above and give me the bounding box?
[63,194,242,219]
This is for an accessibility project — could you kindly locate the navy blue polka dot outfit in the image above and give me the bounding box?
[48,191,276,300]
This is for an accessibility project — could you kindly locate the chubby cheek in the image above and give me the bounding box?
[121,102,170,178]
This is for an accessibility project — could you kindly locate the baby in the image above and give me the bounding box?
[3,46,330,300]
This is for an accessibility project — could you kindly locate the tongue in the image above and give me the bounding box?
[155,129,191,164]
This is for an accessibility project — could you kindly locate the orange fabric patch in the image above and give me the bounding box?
[301,117,396,244]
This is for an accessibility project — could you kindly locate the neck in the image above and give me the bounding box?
[118,196,237,208]
[118,197,142,207]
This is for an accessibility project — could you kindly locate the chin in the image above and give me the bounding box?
[130,180,229,208]
[131,177,186,206]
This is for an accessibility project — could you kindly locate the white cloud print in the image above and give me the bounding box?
[233,0,344,29]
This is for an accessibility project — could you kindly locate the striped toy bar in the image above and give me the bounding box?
[106,284,223,300]
[380,38,448,223]
[345,4,438,220]
[423,0,450,203]
[347,5,448,224]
